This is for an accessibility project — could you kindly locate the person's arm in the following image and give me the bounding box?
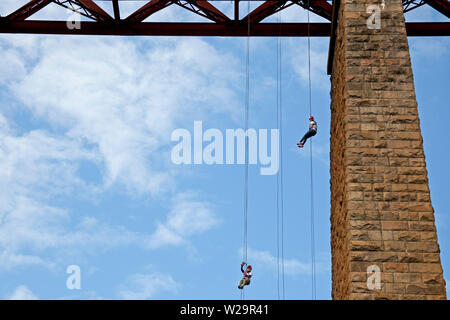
[241,262,246,273]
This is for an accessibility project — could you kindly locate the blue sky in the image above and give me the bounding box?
[0,1,449,300]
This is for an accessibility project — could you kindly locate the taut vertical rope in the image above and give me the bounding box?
[276,10,286,301]
[306,0,317,300]
[242,0,251,301]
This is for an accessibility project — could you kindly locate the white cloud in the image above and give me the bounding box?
[0,190,218,269]
[7,285,38,300]
[0,115,97,199]
[4,36,239,196]
[0,113,102,262]
[244,248,328,276]
[0,116,218,263]
[292,140,330,167]
[0,251,50,270]
[0,119,218,267]
[0,48,27,85]
[0,114,102,254]
[409,38,450,60]
[287,37,330,92]
[118,272,180,299]
[0,1,24,17]
[0,33,235,269]
[147,192,220,249]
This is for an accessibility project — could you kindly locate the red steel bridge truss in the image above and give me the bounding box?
[0,0,448,37]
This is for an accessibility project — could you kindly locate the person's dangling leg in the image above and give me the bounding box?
[238,278,245,289]
[297,133,308,147]
[303,130,316,144]
[298,129,316,148]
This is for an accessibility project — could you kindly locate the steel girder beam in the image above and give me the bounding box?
[174,1,230,23]
[295,0,333,21]
[4,1,449,24]
[241,0,450,23]
[78,0,112,21]
[1,0,449,35]
[327,0,339,74]
[293,0,450,19]
[126,0,231,23]
[112,0,120,21]
[6,0,53,21]
[0,20,448,37]
[242,1,293,24]
[403,0,427,13]
[52,0,113,22]
[406,21,450,34]
[0,21,330,36]
[125,0,172,22]
[424,0,450,18]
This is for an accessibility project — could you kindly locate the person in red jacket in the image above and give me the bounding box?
[297,115,317,148]
[238,262,253,289]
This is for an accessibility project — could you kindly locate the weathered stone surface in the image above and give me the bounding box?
[398,252,424,263]
[330,0,446,300]
[394,273,422,284]
[409,263,443,273]
[383,262,408,273]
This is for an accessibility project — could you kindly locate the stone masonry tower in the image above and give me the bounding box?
[329,0,447,299]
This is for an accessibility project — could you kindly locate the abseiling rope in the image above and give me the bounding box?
[306,0,317,300]
[276,10,286,301]
[242,0,251,301]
